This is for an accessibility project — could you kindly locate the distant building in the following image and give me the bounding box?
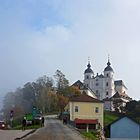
[73,58,132,111]
[72,80,97,99]
[68,94,104,131]
[83,58,129,100]
[103,91,132,112]
[110,116,140,139]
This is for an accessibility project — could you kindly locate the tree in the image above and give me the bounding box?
[125,100,138,113]
[54,70,69,94]
[3,88,25,121]
[2,71,71,120]
[125,100,140,117]
[66,86,81,97]
[32,76,54,113]
[57,95,69,112]
[3,92,15,121]
[22,82,36,112]
[46,91,59,113]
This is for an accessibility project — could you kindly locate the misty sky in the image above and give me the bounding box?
[0,0,140,107]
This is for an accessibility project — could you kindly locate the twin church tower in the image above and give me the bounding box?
[83,58,128,100]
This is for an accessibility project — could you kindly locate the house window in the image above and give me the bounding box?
[106,82,108,86]
[75,106,79,112]
[95,107,99,113]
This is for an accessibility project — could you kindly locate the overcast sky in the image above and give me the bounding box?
[0,0,140,107]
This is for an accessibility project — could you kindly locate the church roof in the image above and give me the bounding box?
[114,80,127,89]
[84,62,94,74]
[104,61,114,72]
[95,73,104,79]
[98,74,104,78]
[70,94,102,103]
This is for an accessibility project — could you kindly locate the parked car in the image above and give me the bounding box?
[34,114,42,124]
[0,121,6,129]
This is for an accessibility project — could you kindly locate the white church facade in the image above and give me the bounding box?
[73,58,132,112]
[84,59,128,100]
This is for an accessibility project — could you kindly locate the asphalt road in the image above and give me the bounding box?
[23,118,84,140]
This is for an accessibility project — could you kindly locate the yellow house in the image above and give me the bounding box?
[69,94,104,130]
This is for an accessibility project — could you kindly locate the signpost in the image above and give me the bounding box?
[10,110,14,128]
[32,106,37,118]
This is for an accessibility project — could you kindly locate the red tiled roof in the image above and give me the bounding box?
[75,118,98,124]
[70,94,102,103]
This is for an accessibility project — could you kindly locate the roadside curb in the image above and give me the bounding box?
[14,129,37,140]
[67,123,83,136]
[66,123,89,140]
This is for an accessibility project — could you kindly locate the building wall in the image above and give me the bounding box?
[104,71,115,99]
[69,102,104,127]
[104,101,114,111]
[84,73,93,88]
[115,85,127,93]
[111,117,140,139]
[92,77,104,100]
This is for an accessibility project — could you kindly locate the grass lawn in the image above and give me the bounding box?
[104,111,119,126]
[79,111,120,140]
[81,131,99,140]
[12,124,42,130]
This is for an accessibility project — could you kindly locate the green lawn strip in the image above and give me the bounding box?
[12,124,42,130]
[81,131,99,140]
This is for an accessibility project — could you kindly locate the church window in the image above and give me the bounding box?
[96,79,98,81]
[106,82,108,86]
[106,91,109,95]
[86,84,88,87]
[87,76,89,79]
[107,73,109,77]
[96,83,99,86]
[96,90,100,98]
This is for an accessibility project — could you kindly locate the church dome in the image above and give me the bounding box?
[84,63,94,74]
[104,61,114,72]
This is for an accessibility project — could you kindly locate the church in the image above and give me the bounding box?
[73,58,132,111]
[84,58,127,100]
